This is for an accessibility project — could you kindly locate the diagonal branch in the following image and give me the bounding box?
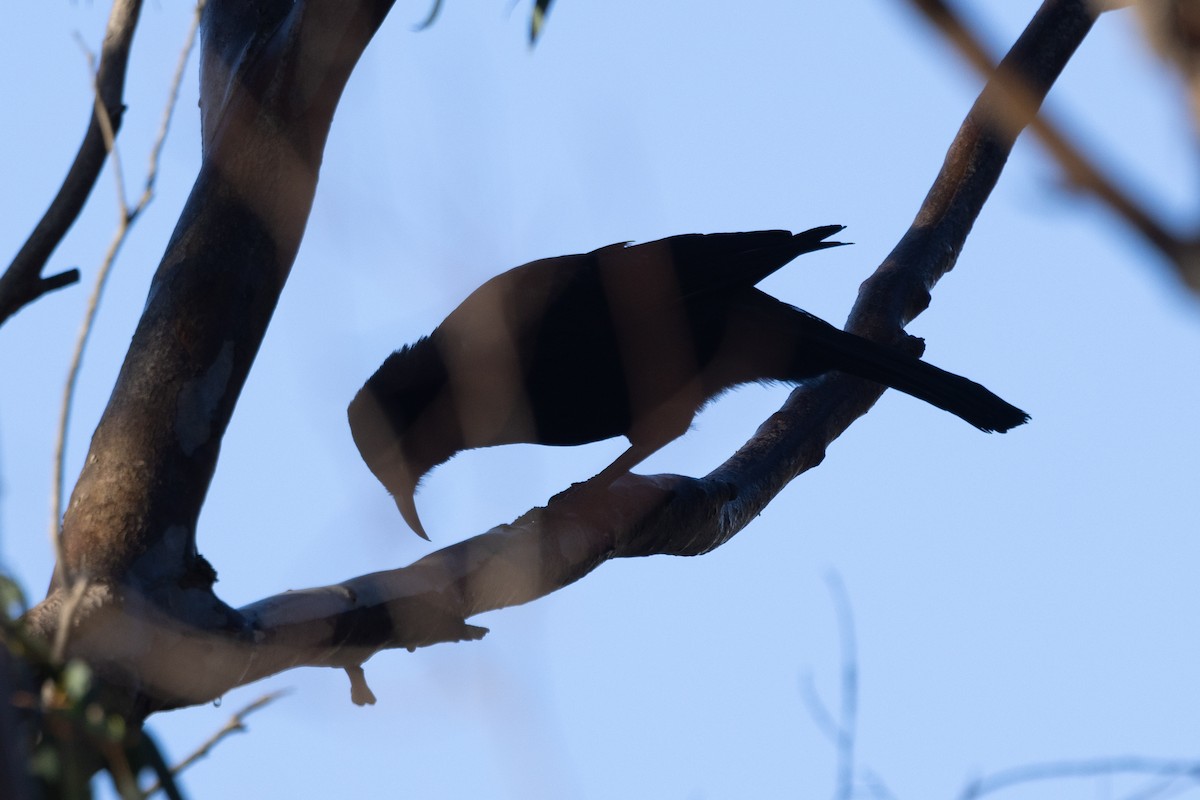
[904,0,1200,293]
[142,691,286,796]
[24,0,1095,715]
[50,0,204,604]
[0,0,144,328]
[957,756,1200,799]
[22,0,403,715]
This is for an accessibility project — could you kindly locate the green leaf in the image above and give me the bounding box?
[62,659,93,702]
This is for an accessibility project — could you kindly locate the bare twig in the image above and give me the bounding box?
[798,575,1200,800]
[49,578,89,663]
[801,572,882,800]
[137,1,207,212]
[0,0,144,328]
[859,770,901,800]
[73,33,129,217]
[903,0,1200,292]
[800,671,840,743]
[1136,0,1200,131]
[827,572,857,800]
[142,691,287,797]
[1122,773,1195,800]
[958,756,1200,799]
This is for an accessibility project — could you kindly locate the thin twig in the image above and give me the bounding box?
[137,0,206,212]
[50,578,89,663]
[800,670,840,744]
[826,571,858,800]
[50,3,205,595]
[859,768,901,800]
[142,691,288,797]
[74,33,130,219]
[800,572,874,800]
[1122,773,1194,800]
[958,756,1200,799]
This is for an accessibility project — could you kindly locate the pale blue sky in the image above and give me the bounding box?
[3,2,1200,798]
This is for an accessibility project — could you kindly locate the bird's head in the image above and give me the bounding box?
[349,338,456,540]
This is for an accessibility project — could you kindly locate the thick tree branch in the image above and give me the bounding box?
[958,756,1200,799]
[24,0,399,712]
[0,0,143,328]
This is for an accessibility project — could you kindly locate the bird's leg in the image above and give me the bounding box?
[587,443,654,488]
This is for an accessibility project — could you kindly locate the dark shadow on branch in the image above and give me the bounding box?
[959,756,1200,799]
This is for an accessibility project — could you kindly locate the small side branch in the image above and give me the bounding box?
[0,0,145,328]
[142,691,286,797]
[958,756,1200,799]
[801,572,873,800]
[50,0,205,594]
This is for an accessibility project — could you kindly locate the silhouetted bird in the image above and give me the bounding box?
[350,226,1028,538]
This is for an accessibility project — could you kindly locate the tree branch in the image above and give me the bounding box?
[25,0,1095,715]
[0,0,144,328]
[58,0,396,591]
[958,756,1200,799]
[905,0,1200,293]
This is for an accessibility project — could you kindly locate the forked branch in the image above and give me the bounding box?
[0,0,144,327]
[906,0,1200,293]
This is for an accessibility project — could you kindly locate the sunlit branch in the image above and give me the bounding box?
[49,0,205,603]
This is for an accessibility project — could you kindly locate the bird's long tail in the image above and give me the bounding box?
[789,310,1029,433]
